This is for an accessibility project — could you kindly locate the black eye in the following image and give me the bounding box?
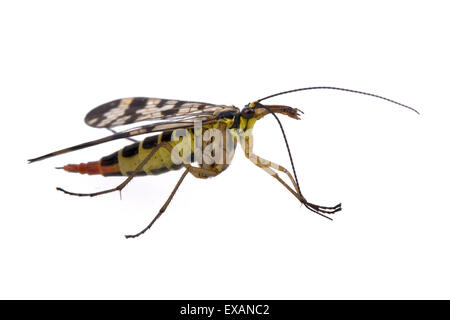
[241,108,255,119]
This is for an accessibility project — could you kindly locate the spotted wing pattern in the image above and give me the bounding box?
[85,97,229,128]
[28,98,239,163]
[28,120,208,163]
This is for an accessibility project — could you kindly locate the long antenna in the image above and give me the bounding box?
[253,85,419,219]
[256,86,420,115]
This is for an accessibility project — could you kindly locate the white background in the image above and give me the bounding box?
[1,1,449,299]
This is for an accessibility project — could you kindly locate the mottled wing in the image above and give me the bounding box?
[28,119,217,163]
[85,97,227,128]
[28,98,239,163]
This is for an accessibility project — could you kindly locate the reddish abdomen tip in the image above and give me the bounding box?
[62,161,121,176]
[63,161,101,175]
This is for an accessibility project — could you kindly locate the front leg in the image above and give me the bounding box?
[241,135,341,216]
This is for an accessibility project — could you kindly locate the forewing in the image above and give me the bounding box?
[29,104,239,163]
[29,119,208,163]
[85,97,227,128]
[28,97,239,163]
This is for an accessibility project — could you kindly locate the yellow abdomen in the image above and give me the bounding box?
[118,131,190,176]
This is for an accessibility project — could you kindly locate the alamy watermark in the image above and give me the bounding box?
[167,120,279,174]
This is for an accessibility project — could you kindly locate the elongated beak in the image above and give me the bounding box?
[254,104,303,120]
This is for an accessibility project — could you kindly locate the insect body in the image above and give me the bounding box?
[29,87,418,238]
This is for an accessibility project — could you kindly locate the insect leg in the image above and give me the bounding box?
[125,168,189,239]
[123,143,221,238]
[106,128,138,143]
[244,149,341,215]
